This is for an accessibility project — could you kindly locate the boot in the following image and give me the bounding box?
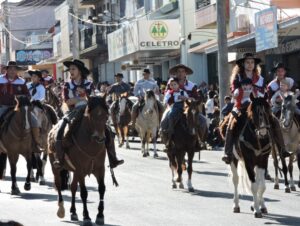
[53,140,64,169]
[271,118,291,159]
[221,116,236,164]
[105,127,124,168]
[32,127,44,152]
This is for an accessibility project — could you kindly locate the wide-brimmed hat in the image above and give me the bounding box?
[28,70,43,79]
[41,69,49,74]
[272,62,288,73]
[114,73,124,78]
[236,53,261,65]
[63,59,90,76]
[169,64,193,75]
[4,61,24,70]
[143,68,151,74]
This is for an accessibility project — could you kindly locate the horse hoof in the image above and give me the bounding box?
[118,143,124,148]
[95,215,104,225]
[285,187,291,193]
[126,145,130,149]
[290,186,296,191]
[147,152,150,156]
[274,184,279,189]
[233,207,240,213]
[11,187,21,195]
[179,183,184,189]
[298,182,300,188]
[254,212,263,218]
[142,153,147,157]
[265,174,272,181]
[83,219,93,226]
[30,177,36,182]
[70,213,78,221]
[153,153,158,158]
[260,207,268,214]
[172,184,177,189]
[57,202,65,218]
[39,180,46,186]
[188,187,194,192]
[250,206,254,212]
[24,182,31,191]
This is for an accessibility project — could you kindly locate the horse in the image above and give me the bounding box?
[111,94,133,149]
[48,96,109,226]
[135,90,160,158]
[0,96,33,195]
[226,95,273,218]
[165,99,204,192]
[46,84,63,119]
[273,94,300,191]
[30,101,58,185]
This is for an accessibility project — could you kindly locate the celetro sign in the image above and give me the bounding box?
[255,7,278,52]
[16,49,53,65]
[138,20,180,50]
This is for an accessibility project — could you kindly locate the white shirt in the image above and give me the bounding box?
[133,78,159,97]
[205,98,214,114]
[27,82,46,102]
[164,89,189,105]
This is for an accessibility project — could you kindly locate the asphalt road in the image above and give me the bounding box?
[0,140,300,226]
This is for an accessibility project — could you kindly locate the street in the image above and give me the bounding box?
[0,140,300,226]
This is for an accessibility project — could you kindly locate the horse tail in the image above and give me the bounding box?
[237,160,252,194]
[43,104,58,125]
[0,153,7,180]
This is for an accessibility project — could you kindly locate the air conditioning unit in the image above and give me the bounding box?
[236,14,250,32]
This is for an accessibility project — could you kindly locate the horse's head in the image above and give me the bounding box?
[14,95,32,130]
[144,89,156,115]
[185,99,202,133]
[248,94,270,138]
[281,94,296,129]
[85,96,109,139]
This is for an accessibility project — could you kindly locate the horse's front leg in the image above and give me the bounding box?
[124,126,130,149]
[287,153,296,191]
[280,154,290,193]
[79,179,92,226]
[24,155,32,191]
[152,129,158,158]
[8,155,20,195]
[273,152,280,190]
[186,150,195,192]
[230,160,240,213]
[95,174,106,225]
[39,152,47,185]
[142,135,147,157]
[117,127,123,147]
[176,151,184,189]
[70,175,79,221]
[297,149,300,188]
[257,168,267,214]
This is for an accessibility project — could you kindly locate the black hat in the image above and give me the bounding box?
[28,70,43,80]
[143,68,151,74]
[114,73,124,78]
[236,53,261,65]
[169,64,193,75]
[272,62,288,73]
[240,78,252,85]
[41,69,49,74]
[63,59,90,77]
[4,61,24,70]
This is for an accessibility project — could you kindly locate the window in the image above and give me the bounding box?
[195,0,211,10]
[137,0,144,9]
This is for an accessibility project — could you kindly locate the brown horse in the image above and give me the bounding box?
[0,96,33,195]
[166,99,205,192]
[48,96,109,226]
[46,84,63,118]
[111,94,133,149]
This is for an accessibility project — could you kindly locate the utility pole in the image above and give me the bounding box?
[216,0,229,117]
[4,0,10,62]
[68,0,80,59]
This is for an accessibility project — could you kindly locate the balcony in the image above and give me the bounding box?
[80,0,98,6]
[195,0,229,29]
[80,24,108,57]
[271,0,300,8]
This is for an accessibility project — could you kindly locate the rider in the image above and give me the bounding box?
[27,70,46,102]
[41,70,54,88]
[52,59,124,169]
[131,68,164,128]
[222,53,291,164]
[163,77,189,147]
[108,73,131,114]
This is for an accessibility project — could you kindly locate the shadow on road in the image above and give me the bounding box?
[193,171,229,177]
[62,220,121,226]
[263,213,300,226]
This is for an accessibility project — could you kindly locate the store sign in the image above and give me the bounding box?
[16,49,53,65]
[108,20,180,61]
[255,6,278,52]
[265,39,300,55]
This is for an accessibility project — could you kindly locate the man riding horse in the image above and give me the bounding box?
[131,68,164,128]
[27,70,46,103]
[108,73,131,114]
[160,64,206,151]
[52,59,124,169]
[222,53,291,164]
[41,69,54,88]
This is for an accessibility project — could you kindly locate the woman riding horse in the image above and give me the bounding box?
[52,59,123,169]
[222,53,290,164]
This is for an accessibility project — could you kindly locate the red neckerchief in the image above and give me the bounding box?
[5,74,18,95]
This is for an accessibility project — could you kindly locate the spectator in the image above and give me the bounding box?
[221,96,234,117]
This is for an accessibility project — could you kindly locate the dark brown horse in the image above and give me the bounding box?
[111,94,133,149]
[225,95,273,218]
[46,84,63,118]
[0,96,33,195]
[166,99,205,192]
[48,96,109,226]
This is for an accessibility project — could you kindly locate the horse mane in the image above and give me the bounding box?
[31,100,44,110]
[88,96,109,114]
[145,90,155,100]
[247,97,270,121]
[43,103,58,125]
[15,96,31,111]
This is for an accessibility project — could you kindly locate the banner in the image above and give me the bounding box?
[15,49,53,65]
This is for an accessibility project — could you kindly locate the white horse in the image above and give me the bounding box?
[136,90,159,158]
